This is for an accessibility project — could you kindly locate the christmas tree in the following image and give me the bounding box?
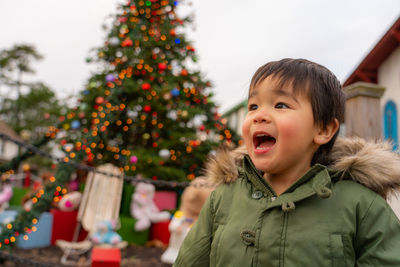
[59,0,239,182]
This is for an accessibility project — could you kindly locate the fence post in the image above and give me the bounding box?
[343,82,385,139]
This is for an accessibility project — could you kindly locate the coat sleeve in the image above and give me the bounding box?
[355,194,400,266]
[173,191,215,267]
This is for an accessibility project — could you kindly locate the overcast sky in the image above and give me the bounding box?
[0,0,399,113]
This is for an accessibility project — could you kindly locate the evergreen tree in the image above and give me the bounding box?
[0,83,62,139]
[0,44,44,134]
[60,0,239,182]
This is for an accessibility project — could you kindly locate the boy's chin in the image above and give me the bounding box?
[250,159,270,173]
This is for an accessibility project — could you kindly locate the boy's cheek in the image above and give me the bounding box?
[241,121,251,141]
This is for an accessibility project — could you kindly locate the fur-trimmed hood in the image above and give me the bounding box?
[205,137,400,199]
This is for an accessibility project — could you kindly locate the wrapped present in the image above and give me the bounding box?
[17,212,53,249]
[117,215,149,245]
[119,183,134,216]
[50,209,87,244]
[150,219,171,245]
[9,187,30,208]
[153,191,177,211]
[91,247,121,267]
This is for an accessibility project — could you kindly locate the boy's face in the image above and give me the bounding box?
[242,76,322,177]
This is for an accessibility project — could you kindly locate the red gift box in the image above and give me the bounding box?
[50,209,88,245]
[153,191,177,211]
[150,220,171,245]
[91,247,121,267]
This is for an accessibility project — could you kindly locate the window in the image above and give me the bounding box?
[383,100,398,150]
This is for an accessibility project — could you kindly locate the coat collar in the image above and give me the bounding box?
[243,156,332,211]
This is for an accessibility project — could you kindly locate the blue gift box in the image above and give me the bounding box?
[0,210,18,224]
[17,212,53,249]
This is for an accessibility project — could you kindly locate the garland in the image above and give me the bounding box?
[0,163,74,249]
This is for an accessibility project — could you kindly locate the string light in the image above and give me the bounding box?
[0,0,241,244]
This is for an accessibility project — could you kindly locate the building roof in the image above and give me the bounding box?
[0,120,23,142]
[343,16,400,87]
[222,100,247,117]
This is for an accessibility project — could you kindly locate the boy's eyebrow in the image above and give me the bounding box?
[248,86,300,103]
[271,88,299,103]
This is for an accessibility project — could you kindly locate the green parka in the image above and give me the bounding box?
[174,137,400,267]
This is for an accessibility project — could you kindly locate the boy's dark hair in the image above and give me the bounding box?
[249,58,345,166]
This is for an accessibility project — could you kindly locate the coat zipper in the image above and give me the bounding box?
[279,212,289,267]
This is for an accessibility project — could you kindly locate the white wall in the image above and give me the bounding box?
[236,107,247,137]
[378,46,400,137]
[388,191,400,219]
[379,46,400,219]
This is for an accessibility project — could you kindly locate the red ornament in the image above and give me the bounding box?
[142,83,151,90]
[143,105,152,112]
[199,125,205,131]
[158,63,167,71]
[121,39,133,47]
[186,45,195,52]
[118,17,128,23]
[169,29,176,36]
[181,69,188,76]
[95,96,104,104]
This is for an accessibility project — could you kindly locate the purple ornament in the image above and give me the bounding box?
[130,155,138,163]
[106,74,115,82]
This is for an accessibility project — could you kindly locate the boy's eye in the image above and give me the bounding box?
[275,102,289,109]
[248,104,258,111]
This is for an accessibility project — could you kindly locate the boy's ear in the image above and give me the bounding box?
[314,119,339,145]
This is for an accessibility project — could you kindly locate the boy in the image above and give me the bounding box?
[174,58,400,266]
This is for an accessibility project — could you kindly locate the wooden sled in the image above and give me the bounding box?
[56,164,126,266]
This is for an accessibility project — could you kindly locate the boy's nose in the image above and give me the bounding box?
[253,111,271,123]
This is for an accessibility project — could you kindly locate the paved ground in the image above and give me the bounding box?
[0,244,172,267]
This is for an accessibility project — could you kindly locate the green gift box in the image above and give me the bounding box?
[117,215,149,245]
[120,183,134,216]
[9,187,30,208]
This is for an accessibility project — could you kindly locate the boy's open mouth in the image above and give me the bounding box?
[253,133,276,150]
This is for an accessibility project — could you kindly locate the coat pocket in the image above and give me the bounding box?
[330,233,353,267]
[210,224,225,266]
[330,233,344,267]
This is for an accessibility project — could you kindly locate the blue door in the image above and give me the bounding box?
[383,100,398,150]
